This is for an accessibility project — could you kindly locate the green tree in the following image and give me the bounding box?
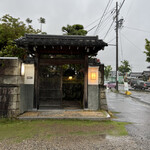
[62,24,87,35]
[118,60,131,76]
[144,39,150,62]
[0,14,41,59]
[104,65,112,80]
[38,17,46,32]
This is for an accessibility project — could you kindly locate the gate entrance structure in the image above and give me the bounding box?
[16,34,107,109]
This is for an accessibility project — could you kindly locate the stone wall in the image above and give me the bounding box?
[0,85,20,117]
[99,85,108,111]
[99,64,108,111]
[0,57,23,117]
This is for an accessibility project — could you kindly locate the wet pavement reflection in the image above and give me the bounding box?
[107,90,150,140]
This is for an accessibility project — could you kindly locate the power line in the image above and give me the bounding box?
[108,37,116,43]
[124,26,150,33]
[118,0,126,13]
[121,33,142,51]
[96,10,116,34]
[85,7,115,29]
[94,0,114,35]
[103,19,115,40]
[102,0,126,40]
[124,0,135,20]
[87,8,115,33]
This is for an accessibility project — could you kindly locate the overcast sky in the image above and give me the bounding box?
[0,0,150,72]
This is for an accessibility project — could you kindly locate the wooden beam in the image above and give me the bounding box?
[34,53,39,109]
[83,55,88,108]
[39,58,84,65]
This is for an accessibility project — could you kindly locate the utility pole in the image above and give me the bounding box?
[116,1,119,91]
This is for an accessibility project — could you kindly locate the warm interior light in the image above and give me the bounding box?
[91,72,96,80]
[88,67,99,85]
[21,63,25,76]
[68,76,73,80]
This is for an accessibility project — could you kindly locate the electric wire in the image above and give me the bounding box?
[96,9,116,34]
[102,0,126,40]
[124,26,150,33]
[118,0,126,13]
[108,37,116,43]
[121,33,142,51]
[124,0,135,20]
[103,19,115,40]
[87,9,115,33]
[101,26,115,40]
[85,7,115,29]
[94,0,114,35]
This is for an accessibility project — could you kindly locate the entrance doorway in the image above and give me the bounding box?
[39,65,62,109]
[62,64,84,109]
[38,63,84,109]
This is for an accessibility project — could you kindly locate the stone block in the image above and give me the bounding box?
[2,76,18,84]
[7,109,20,117]
[18,76,24,84]
[100,104,108,111]
[100,92,106,99]
[0,67,20,76]
[0,87,19,95]
[100,98,107,105]
[0,59,19,67]
[8,101,19,110]
[0,95,7,103]
[0,76,3,84]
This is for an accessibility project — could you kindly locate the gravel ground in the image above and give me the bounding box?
[1,135,150,150]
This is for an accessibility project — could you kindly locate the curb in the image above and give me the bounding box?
[118,91,150,107]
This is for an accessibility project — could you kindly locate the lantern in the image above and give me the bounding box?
[88,66,99,85]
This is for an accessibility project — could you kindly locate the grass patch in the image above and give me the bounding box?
[0,119,128,142]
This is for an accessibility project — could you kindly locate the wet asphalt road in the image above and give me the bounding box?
[107,90,150,146]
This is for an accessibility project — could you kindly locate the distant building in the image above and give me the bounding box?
[107,71,124,83]
[142,71,150,81]
[129,72,143,79]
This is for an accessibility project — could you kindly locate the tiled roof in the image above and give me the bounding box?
[15,34,108,55]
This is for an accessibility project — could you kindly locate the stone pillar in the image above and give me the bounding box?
[88,66,100,110]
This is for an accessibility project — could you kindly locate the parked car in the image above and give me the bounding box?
[145,82,150,89]
[105,81,116,89]
[104,81,109,87]
[133,80,147,90]
[130,79,138,87]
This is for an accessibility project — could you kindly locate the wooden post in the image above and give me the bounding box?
[34,53,39,109]
[83,55,88,108]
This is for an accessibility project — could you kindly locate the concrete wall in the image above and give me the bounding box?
[20,84,34,113]
[88,85,100,110]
